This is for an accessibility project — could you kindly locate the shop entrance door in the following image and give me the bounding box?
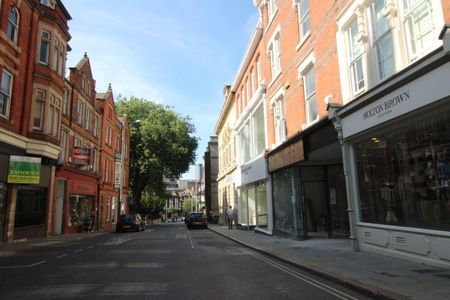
[303,180,329,238]
[55,180,66,235]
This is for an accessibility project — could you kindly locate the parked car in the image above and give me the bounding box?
[116,213,146,232]
[186,212,207,229]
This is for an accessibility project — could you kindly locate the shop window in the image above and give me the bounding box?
[355,108,450,230]
[68,194,93,228]
[273,168,303,236]
[15,187,47,228]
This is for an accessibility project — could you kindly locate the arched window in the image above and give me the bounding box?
[7,6,19,43]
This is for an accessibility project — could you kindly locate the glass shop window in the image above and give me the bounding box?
[15,187,47,228]
[355,108,450,231]
[68,194,93,227]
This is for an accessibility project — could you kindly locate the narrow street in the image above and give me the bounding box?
[0,223,373,299]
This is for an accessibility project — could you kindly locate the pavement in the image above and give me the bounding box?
[1,224,449,300]
[208,224,450,300]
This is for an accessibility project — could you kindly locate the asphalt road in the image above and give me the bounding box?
[0,223,373,299]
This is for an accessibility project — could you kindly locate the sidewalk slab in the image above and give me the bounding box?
[208,225,450,300]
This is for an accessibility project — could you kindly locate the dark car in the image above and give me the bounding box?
[186,212,207,229]
[116,213,146,232]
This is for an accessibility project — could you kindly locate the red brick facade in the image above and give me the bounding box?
[0,1,130,241]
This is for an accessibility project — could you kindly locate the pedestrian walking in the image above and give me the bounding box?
[226,206,235,230]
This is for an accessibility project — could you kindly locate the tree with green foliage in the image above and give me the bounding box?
[115,96,198,209]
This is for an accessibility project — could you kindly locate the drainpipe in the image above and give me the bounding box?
[328,103,359,251]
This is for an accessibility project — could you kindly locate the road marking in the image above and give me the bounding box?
[186,229,194,249]
[0,260,46,269]
[87,245,95,249]
[73,249,84,253]
[125,262,165,268]
[253,254,358,300]
[56,253,69,259]
[175,234,187,239]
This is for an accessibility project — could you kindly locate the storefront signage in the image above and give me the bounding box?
[268,140,304,172]
[362,91,410,120]
[239,156,268,186]
[341,62,450,138]
[72,147,91,166]
[70,180,96,195]
[7,156,41,184]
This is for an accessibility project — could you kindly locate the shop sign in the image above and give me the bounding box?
[268,140,304,172]
[7,156,41,184]
[72,147,91,166]
[71,180,97,195]
[342,62,450,138]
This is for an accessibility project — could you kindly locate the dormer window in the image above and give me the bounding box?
[40,0,56,9]
[82,75,90,96]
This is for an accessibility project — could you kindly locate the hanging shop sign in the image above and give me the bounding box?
[72,147,91,166]
[7,156,41,184]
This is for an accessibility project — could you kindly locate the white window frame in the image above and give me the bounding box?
[336,0,443,103]
[250,68,255,93]
[60,129,68,162]
[33,89,46,130]
[302,67,318,124]
[347,17,367,96]
[85,108,91,131]
[270,87,286,146]
[93,115,98,137]
[256,56,262,87]
[267,26,282,83]
[370,0,395,80]
[39,30,51,65]
[7,7,19,43]
[267,0,278,22]
[402,0,439,61]
[77,100,84,124]
[48,95,60,137]
[0,70,13,119]
[298,51,318,126]
[295,0,311,42]
[62,88,68,115]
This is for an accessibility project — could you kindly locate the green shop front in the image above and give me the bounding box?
[0,150,55,242]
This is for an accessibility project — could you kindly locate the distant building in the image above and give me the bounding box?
[204,136,219,220]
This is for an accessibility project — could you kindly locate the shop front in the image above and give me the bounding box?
[330,48,450,267]
[56,169,98,234]
[236,155,272,233]
[268,121,349,239]
[0,148,55,242]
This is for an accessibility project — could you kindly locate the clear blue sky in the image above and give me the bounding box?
[64,1,259,179]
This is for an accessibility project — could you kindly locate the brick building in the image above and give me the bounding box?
[0,0,130,241]
[0,0,70,241]
[96,84,126,230]
[54,53,101,234]
[218,0,450,267]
